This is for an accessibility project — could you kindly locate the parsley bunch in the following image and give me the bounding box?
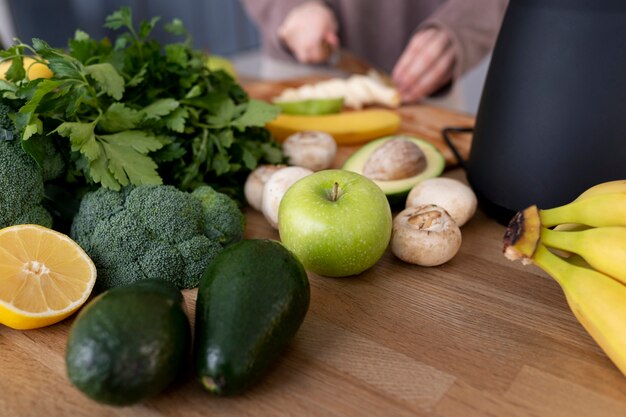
[0,7,282,198]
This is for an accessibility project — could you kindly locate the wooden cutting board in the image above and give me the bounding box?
[3,100,626,417]
[244,77,475,168]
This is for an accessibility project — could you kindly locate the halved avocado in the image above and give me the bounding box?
[274,97,344,115]
[342,135,445,206]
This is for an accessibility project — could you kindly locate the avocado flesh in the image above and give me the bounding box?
[342,135,445,206]
[274,97,344,115]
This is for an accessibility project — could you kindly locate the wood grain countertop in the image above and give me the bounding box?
[2,102,626,417]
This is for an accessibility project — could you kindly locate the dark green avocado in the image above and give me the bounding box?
[65,280,191,406]
[194,239,310,396]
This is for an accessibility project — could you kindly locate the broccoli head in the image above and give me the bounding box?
[0,101,64,229]
[70,185,242,291]
[192,185,245,247]
[0,138,52,229]
[2,99,65,181]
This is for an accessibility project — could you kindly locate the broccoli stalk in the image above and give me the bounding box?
[71,185,245,291]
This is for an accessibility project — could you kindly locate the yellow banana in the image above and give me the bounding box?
[531,244,626,376]
[539,193,626,227]
[564,254,594,269]
[574,180,626,201]
[540,227,626,285]
[556,180,626,231]
[504,185,626,376]
[503,205,541,262]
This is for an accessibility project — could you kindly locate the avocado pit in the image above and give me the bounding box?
[342,135,445,206]
[362,138,427,181]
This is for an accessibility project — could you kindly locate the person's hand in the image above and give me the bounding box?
[392,27,456,103]
[278,1,339,64]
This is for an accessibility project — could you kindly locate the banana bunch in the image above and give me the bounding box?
[503,180,626,376]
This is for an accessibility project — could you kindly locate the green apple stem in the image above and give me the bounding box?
[331,182,339,202]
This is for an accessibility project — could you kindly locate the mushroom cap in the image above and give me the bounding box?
[282,131,337,171]
[261,166,313,229]
[391,204,462,266]
[244,164,287,211]
[406,177,477,226]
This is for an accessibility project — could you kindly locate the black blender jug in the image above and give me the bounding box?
[452,0,626,224]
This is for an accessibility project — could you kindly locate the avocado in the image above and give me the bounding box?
[206,55,237,79]
[274,97,344,115]
[194,239,310,396]
[65,280,191,406]
[342,135,445,206]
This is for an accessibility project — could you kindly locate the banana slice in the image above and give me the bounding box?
[273,75,400,109]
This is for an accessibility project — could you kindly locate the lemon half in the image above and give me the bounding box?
[0,224,96,330]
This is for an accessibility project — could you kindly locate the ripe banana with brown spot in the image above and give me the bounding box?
[503,181,626,377]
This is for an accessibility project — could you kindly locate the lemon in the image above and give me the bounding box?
[0,224,96,330]
[0,57,53,81]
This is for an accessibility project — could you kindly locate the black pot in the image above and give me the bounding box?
[458,0,626,224]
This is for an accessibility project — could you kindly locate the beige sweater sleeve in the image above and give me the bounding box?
[421,0,509,78]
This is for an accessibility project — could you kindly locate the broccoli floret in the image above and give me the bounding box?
[69,187,126,250]
[0,138,52,229]
[0,102,15,139]
[14,205,54,226]
[176,235,223,281]
[28,134,66,181]
[125,185,205,244]
[139,241,185,284]
[192,185,245,247]
[71,185,236,291]
[0,102,65,181]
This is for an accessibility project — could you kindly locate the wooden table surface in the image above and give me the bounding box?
[2,106,626,417]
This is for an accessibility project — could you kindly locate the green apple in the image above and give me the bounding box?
[278,169,392,277]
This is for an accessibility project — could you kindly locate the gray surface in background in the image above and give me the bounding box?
[7,0,259,55]
[4,0,488,113]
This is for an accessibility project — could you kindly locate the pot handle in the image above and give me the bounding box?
[442,126,473,170]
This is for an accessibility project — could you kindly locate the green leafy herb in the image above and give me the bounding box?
[2,7,282,198]
[84,63,125,100]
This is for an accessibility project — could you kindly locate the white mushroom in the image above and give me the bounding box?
[405,177,477,226]
[282,131,337,171]
[391,205,462,266]
[244,164,287,211]
[262,166,313,229]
